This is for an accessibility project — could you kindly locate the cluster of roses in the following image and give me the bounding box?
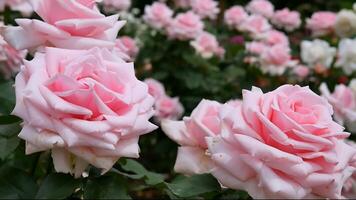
[238,1,356,77]
[223,0,300,76]
[162,85,356,199]
[1,0,158,177]
[298,5,356,76]
[142,0,225,59]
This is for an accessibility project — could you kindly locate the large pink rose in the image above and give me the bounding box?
[190,32,225,59]
[13,47,157,177]
[271,8,301,31]
[167,11,204,40]
[161,99,223,175]
[191,0,220,20]
[306,12,337,37]
[224,6,248,29]
[0,33,27,79]
[239,15,271,37]
[246,0,274,18]
[143,2,173,30]
[319,83,356,127]
[2,0,125,50]
[343,140,356,198]
[207,85,356,199]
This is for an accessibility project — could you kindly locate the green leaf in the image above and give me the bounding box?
[0,136,20,160]
[84,173,131,199]
[119,159,165,185]
[0,81,15,102]
[0,81,15,114]
[35,173,80,199]
[165,174,221,198]
[0,115,22,138]
[0,166,38,199]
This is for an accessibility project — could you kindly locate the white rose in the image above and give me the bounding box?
[301,39,336,68]
[335,38,356,75]
[334,10,356,38]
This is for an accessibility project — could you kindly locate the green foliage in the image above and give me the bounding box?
[84,173,131,199]
[0,166,38,199]
[35,174,81,199]
[165,174,221,198]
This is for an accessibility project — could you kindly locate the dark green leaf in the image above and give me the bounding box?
[0,115,22,138]
[35,173,80,199]
[0,81,15,114]
[0,136,20,160]
[0,81,15,102]
[0,166,38,199]
[119,159,165,185]
[84,173,131,199]
[165,174,221,198]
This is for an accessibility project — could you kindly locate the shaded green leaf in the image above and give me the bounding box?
[84,173,131,199]
[0,166,38,199]
[165,174,221,198]
[119,159,165,185]
[0,115,22,138]
[35,173,80,199]
[0,136,20,160]
[0,81,15,114]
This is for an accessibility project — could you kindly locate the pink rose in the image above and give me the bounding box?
[0,34,27,79]
[245,41,268,55]
[191,0,220,20]
[226,99,242,107]
[246,0,274,18]
[190,32,225,59]
[293,65,310,78]
[101,0,131,12]
[161,99,223,175]
[155,95,184,122]
[13,47,157,177]
[2,0,125,50]
[144,78,166,100]
[306,12,337,37]
[0,0,33,16]
[167,11,204,40]
[258,30,289,46]
[260,44,296,75]
[239,15,271,37]
[143,2,173,29]
[207,85,356,199]
[144,78,184,122]
[271,8,301,31]
[343,140,356,198]
[319,83,356,126]
[114,36,139,61]
[224,6,248,29]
